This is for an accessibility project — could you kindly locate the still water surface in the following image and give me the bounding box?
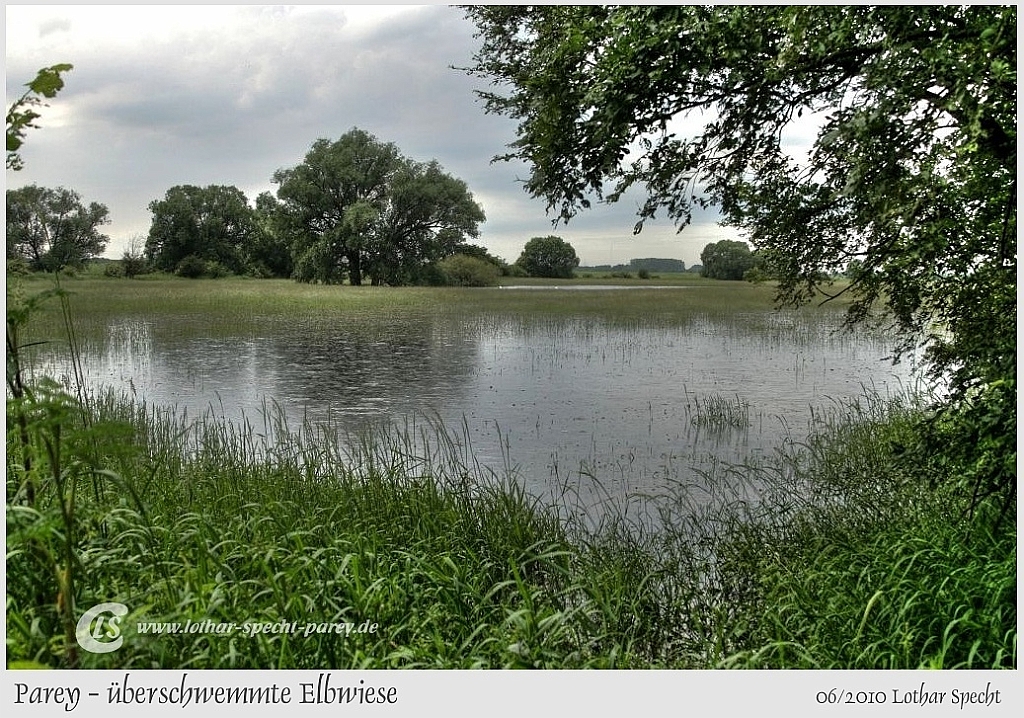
[42,293,921,517]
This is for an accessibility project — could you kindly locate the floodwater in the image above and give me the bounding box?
[37,293,924,519]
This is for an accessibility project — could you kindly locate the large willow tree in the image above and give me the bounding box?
[273,128,485,286]
[463,5,1015,507]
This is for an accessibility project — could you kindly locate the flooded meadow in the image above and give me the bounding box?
[33,281,923,521]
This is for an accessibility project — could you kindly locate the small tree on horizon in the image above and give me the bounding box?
[515,235,580,278]
[699,240,756,280]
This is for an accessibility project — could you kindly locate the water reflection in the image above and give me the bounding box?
[39,309,919,517]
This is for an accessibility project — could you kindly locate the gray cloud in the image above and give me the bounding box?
[6,5,729,267]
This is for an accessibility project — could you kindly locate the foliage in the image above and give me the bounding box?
[516,235,580,278]
[247,192,294,278]
[699,240,756,281]
[451,243,517,276]
[116,234,150,279]
[367,160,487,286]
[173,255,203,278]
[6,64,73,171]
[146,185,258,275]
[120,252,149,280]
[462,4,1016,502]
[274,128,485,286]
[173,254,224,279]
[7,257,32,276]
[437,254,501,287]
[6,185,111,272]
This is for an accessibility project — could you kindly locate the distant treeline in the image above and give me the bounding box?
[582,258,690,273]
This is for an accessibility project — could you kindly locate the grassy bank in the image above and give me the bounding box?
[6,275,1015,669]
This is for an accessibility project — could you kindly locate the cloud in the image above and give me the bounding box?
[6,5,723,266]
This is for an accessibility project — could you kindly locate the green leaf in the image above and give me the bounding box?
[27,64,74,97]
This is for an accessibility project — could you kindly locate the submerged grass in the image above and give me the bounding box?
[16,273,854,346]
[687,392,751,430]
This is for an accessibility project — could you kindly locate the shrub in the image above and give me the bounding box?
[7,257,31,276]
[205,261,230,279]
[437,254,501,287]
[121,252,150,279]
[103,262,124,278]
[175,255,208,278]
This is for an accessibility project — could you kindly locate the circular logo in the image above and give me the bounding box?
[76,602,129,653]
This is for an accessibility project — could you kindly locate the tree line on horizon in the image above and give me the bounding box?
[6,128,590,285]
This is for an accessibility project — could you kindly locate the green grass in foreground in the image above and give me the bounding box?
[6,379,1015,669]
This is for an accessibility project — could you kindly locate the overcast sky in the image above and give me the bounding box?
[6,4,737,266]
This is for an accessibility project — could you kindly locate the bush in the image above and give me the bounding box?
[121,253,150,279]
[172,256,230,279]
[7,257,31,276]
[637,268,651,279]
[103,262,124,278]
[205,261,230,279]
[743,266,771,283]
[245,262,274,279]
[437,254,501,287]
[175,255,208,279]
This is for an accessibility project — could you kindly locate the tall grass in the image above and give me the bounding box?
[7,381,1014,669]
[701,394,1017,669]
[687,392,751,430]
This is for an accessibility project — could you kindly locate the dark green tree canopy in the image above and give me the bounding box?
[367,158,486,286]
[462,5,1015,397]
[145,184,258,275]
[700,240,756,281]
[6,184,110,271]
[516,235,580,278]
[248,191,294,278]
[274,128,485,286]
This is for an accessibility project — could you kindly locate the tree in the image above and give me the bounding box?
[462,6,1015,406]
[365,159,486,285]
[274,129,485,285]
[700,240,756,280]
[7,64,73,171]
[120,234,150,279]
[516,236,580,278]
[275,129,399,285]
[146,185,258,275]
[248,192,294,278]
[6,185,110,271]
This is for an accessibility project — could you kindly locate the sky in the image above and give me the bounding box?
[5,4,740,267]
